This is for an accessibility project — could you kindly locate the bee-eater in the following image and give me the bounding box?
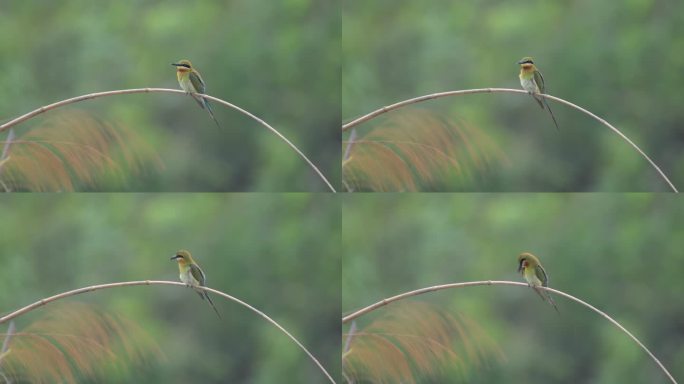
[171,59,221,129]
[170,249,221,318]
[517,252,559,313]
[518,57,560,130]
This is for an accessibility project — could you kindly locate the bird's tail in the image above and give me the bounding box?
[533,93,545,109]
[203,99,222,129]
[542,97,560,130]
[534,287,560,314]
[203,291,221,319]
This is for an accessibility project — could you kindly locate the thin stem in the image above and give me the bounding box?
[342,88,677,192]
[342,280,677,384]
[200,93,336,192]
[343,128,357,162]
[0,129,16,178]
[0,88,335,192]
[0,280,335,383]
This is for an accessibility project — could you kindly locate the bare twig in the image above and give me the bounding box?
[343,128,357,162]
[0,280,335,383]
[1,129,15,160]
[341,320,356,383]
[342,88,677,192]
[0,129,16,178]
[0,321,14,356]
[0,320,15,380]
[0,88,335,192]
[342,280,676,384]
[343,320,356,354]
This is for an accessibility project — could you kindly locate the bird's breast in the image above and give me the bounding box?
[176,73,194,93]
[524,269,543,286]
[179,269,199,286]
[519,76,539,93]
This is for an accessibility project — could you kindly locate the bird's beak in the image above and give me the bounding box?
[171,63,180,67]
[170,255,180,261]
[517,261,524,273]
[517,59,524,65]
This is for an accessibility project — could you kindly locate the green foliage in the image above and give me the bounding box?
[0,1,340,191]
[343,1,684,191]
[1,303,161,383]
[0,194,341,382]
[343,194,684,383]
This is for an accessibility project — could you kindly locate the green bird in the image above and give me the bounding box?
[518,57,560,130]
[517,252,559,313]
[171,59,222,129]
[171,249,221,318]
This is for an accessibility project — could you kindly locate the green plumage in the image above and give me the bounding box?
[517,57,560,130]
[517,252,559,313]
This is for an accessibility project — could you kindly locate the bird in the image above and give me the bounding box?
[517,57,560,130]
[171,59,222,129]
[517,252,559,313]
[170,249,221,318]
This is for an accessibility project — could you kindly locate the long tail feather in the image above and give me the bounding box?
[203,292,221,318]
[532,94,544,109]
[191,94,205,109]
[534,287,560,314]
[546,293,560,314]
[203,99,222,129]
[542,97,560,130]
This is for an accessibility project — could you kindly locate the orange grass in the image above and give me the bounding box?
[342,109,506,191]
[0,110,162,191]
[342,301,504,383]
[0,303,162,383]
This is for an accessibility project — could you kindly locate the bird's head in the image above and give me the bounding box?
[517,57,536,69]
[170,249,194,265]
[517,252,540,272]
[171,59,193,73]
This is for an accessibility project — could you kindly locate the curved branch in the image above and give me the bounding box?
[342,88,677,192]
[0,88,336,192]
[342,280,677,384]
[0,280,335,383]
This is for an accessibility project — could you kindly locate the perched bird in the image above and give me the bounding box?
[517,252,559,313]
[171,59,221,129]
[170,249,221,318]
[517,57,560,130]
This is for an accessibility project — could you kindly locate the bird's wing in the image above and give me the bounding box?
[189,71,206,94]
[534,70,546,93]
[535,264,549,287]
[189,263,207,286]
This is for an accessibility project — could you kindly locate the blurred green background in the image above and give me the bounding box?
[343,194,684,382]
[343,1,684,191]
[0,0,340,191]
[0,194,340,383]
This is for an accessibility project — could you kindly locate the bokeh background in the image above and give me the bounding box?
[0,1,340,191]
[0,194,340,383]
[343,1,684,191]
[343,194,684,382]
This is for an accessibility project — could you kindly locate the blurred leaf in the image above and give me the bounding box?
[342,301,504,383]
[0,302,162,383]
[0,110,162,191]
[342,109,505,191]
